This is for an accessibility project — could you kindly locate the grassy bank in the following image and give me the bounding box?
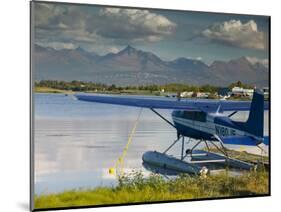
[34,170,269,209]
[34,86,74,94]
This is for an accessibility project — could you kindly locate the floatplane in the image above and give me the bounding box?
[75,90,269,175]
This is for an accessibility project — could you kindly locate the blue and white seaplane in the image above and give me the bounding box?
[75,90,269,175]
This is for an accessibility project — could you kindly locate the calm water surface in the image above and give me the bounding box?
[34,93,268,194]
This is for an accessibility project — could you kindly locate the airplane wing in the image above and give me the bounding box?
[75,93,269,112]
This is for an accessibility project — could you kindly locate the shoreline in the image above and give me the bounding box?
[34,87,254,100]
[34,169,269,209]
[34,149,269,209]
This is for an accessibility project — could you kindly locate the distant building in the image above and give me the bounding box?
[263,87,269,94]
[180,91,193,98]
[167,91,210,99]
[231,87,254,97]
[195,92,210,98]
[263,87,269,98]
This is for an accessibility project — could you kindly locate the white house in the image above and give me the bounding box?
[180,91,193,98]
[231,87,254,97]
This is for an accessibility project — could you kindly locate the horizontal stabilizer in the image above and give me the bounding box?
[263,136,269,145]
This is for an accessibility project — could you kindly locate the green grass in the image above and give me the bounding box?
[34,170,269,209]
[34,86,74,94]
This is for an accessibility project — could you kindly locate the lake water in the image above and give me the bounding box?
[34,93,269,195]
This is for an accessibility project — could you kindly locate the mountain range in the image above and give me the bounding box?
[33,44,269,87]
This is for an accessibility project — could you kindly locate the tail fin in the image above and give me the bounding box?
[243,89,264,137]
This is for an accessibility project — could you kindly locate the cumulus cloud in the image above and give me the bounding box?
[34,3,97,50]
[34,3,70,29]
[95,8,176,42]
[33,3,176,52]
[202,20,266,50]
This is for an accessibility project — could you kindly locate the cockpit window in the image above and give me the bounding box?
[183,111,206,122]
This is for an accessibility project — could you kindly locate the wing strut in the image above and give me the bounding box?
[228,111,238,117]
[150,108,176,128]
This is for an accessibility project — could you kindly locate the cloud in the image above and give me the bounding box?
[37,41,78,50]
[33,3,176,52]
[86,45,121,55]
[246,56,268,67]
[94,8,177,42]
[34,3,69,29]
[202,20,266,50]
[107,46,120,54]
[34,3,97,49]
[186,56,203,61]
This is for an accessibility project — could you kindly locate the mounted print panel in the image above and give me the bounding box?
[30,1,270,211]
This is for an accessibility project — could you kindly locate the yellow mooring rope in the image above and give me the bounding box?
[109,108,143,176]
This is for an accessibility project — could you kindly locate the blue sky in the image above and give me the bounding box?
[33,2,269,64]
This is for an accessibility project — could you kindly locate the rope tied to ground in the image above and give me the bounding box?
[109,108,143,176]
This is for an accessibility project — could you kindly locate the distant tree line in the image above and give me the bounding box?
[35,80,253,93]
[35,80,109,92]
[228,81,254,89]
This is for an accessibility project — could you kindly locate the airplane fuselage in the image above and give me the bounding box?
[171,110,251,141]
